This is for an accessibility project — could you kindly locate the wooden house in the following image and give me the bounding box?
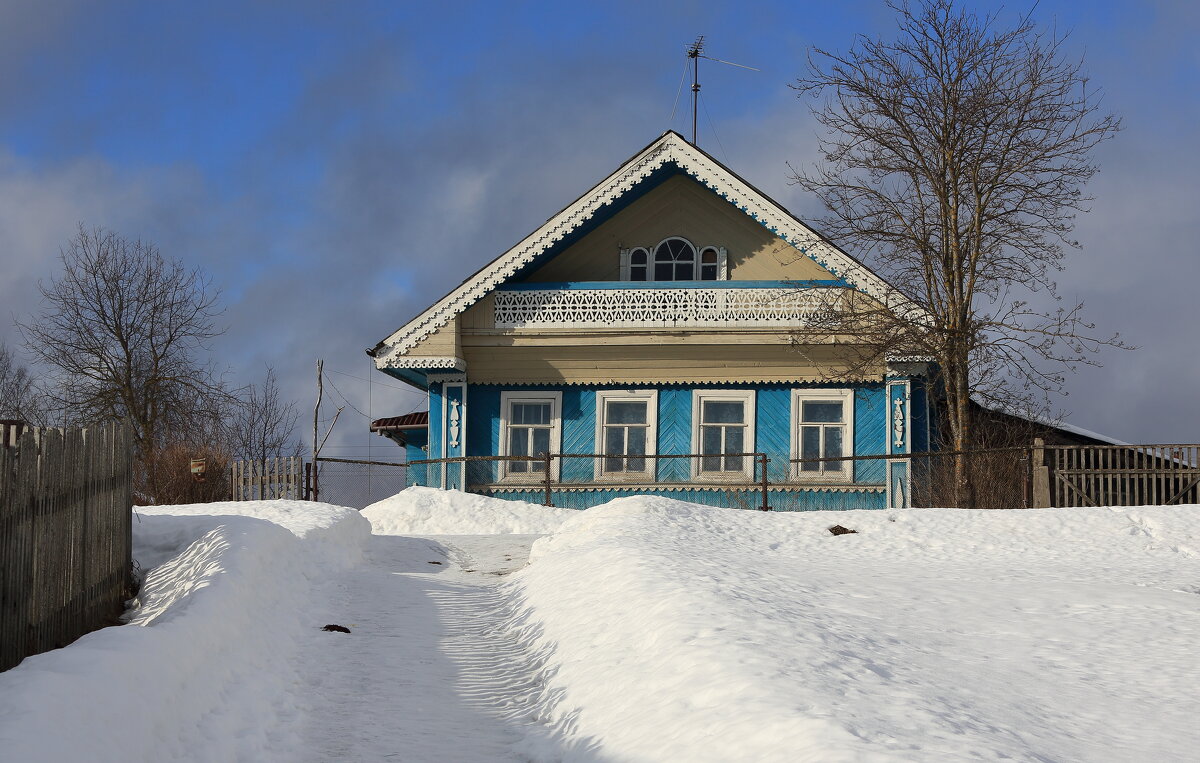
[368,131,934,510]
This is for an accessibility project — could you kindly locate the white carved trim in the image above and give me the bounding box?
[373,132,915,368]
[381,356,466,371]
[690,389,757,481]
[594,389,659,481]
[498,390,562,481]
[493,287,838,329]
[789,388,856,482]
[426,372,467,383]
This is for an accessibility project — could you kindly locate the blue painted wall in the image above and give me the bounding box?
[427,381,905,509]
[561,388,595,481]
[489,487,886,512]
[656,387,692,481]
[854,386,887,483]
[755,386,791,481]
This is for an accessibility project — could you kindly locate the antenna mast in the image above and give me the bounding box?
[688,36,704,145]
[683,36,759,147]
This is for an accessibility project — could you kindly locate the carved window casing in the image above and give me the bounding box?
[790,389,856,482]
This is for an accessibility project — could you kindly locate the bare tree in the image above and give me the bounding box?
[227,366,302,463]
[0,342,44,423]
[18,225,229,458]
[789,0,1123,506]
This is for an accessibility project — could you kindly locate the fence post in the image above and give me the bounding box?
[759,453,771,511]
[1032,438,1051,508]
[544,454,554,507]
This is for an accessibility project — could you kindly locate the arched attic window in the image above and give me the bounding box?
[620,238,727,281]
[654,237,695,280]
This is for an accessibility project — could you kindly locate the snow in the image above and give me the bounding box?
[509,498,1200,761]
[0,500,369,762]
[2,490,1199,761]
[363,486,574,535]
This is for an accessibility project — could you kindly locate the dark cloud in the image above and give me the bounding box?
[0,0,1197,456]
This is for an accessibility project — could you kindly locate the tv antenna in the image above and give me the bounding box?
[686,35,759,146]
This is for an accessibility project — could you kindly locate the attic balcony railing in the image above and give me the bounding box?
[493,282,844,329]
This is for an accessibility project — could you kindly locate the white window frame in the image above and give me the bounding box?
[620,240,727,281]
[499,391,562,482]
[691,389,756,480]
[594,390,658,481]
[790,388,855,482]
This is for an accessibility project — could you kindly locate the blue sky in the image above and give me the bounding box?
[1,0,1198,451]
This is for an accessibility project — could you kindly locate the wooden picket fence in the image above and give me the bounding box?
[229,456,306,501]
[0,421,134,671]
[1034,441,1200,508]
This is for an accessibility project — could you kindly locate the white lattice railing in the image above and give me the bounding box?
[494,287,838,329]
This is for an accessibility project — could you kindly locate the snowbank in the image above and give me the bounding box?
[509,498,1200,762]
[364,486,574,535]
[0,500,369,762]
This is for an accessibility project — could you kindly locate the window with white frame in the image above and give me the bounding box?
[596,390,657,478]
[499,391,562,478]
[692,390,756,477]
[620,237,727,281]
[790,389,855,480]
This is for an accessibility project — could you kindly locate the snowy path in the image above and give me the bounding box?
[295,533,547,762]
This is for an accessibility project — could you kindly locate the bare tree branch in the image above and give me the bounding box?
[789,0,1124,506]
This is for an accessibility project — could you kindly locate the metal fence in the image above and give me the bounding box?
[404,446,1057,510]
[0,422,134,671]
[313,457,409,509]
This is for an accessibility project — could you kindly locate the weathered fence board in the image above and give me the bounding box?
[229,456,305,501]
[0,422,133,671]
[1035,441,1200,508]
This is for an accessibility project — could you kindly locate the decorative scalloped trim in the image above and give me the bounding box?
[467,376,884,386]
[486,484,886,494]
[380,356,466,370]
[375,132,908,367]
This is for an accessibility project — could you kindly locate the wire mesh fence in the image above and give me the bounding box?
[313,458,409,509]
[406,448,1039,510]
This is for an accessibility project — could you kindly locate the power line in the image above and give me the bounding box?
[667,55,690,130]
[699,91,730,165]
[322,372,370,419]
[326,368,414,393]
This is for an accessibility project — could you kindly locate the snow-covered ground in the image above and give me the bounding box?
[362,485,574,535]
[511,499,1200,761]
[1,488,1198,761]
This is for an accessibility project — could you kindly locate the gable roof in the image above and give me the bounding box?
[371,130,911,368]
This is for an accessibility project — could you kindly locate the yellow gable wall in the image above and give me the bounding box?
[522,173,835,282]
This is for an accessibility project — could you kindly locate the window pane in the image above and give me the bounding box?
[604,427,625,472]
[627,428,646,471]
[630,265,647,281]
[701,425,721,471]
[532,428,550,457]
[800,426,821,471]
[626,427,646,456]
[630,249,647,265]
[824,426,844,472]
[510,428,528,456]
[802,401,843,423]
[703,400,744,424]
[700,263,717,280]
[512,402,551,425]
[675,260,694,280]
[607,401,646,424]
[724,427,744,471]
[654,261,673,280]
[702,248,717,264]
